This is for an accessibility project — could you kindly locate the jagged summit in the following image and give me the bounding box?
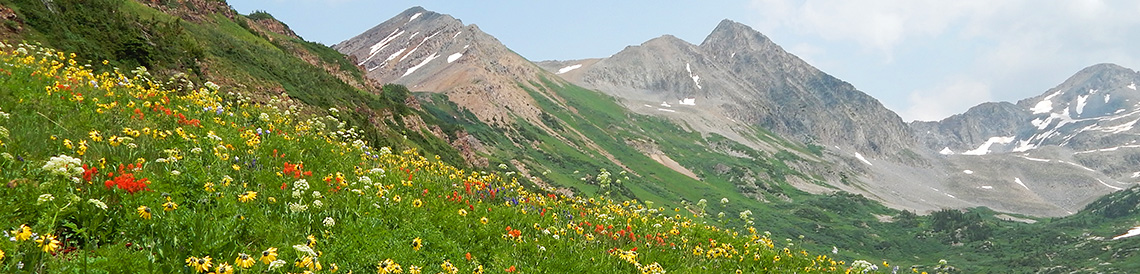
[545,19,915,160]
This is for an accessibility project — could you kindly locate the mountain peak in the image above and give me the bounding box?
[1077,63,1135,77]
[701,19,771,47]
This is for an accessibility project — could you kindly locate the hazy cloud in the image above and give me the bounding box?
[901,79,992,122]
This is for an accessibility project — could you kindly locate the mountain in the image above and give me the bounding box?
[333,7,550,128]
[539,20,917,161]
[909,64,1140,214]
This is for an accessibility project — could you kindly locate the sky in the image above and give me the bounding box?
[227,0,1140,122]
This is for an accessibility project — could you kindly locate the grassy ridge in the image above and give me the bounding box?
[0,42,875,273]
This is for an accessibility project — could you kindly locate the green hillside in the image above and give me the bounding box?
[1,0,1140,273]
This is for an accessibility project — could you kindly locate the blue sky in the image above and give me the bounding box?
[228,0,1140,122]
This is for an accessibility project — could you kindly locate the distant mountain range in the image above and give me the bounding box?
[336,7,1139,218]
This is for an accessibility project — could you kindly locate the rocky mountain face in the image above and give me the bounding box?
[539,20,917,160]
[333,7,548,127]
[918,64,1140,179]
[900,64,1140,216]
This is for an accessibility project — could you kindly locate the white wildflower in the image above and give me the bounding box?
[88,199,108,210]
[312,200,323,208]
[288,202,308,212]
[293,179,309,190]
[42,154,83,177]
[323,217,335,227]
[37,194,55,205]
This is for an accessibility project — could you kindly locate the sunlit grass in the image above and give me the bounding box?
[0,43,882,273]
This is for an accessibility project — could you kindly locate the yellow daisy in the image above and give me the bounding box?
[137,205,152,219]
[238,191,257,202]
[259,247,278,264]
[35,234,60,253]
[411,237,423,251]
[234,253,255,268]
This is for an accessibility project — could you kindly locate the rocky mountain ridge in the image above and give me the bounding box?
[540,20,917,161]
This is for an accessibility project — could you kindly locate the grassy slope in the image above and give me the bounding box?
[0,42,866,273]
[4,1,1140,272]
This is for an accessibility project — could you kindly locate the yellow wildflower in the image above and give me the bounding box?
[35,234,59,253]
[234,253,255,268]
[238,191,257,202]
[259,247,278,264]
[12,224,32,241]
[137,205,152,219]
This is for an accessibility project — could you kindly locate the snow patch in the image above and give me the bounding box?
[657,108,676,113]
[360,30,405,64]
[1132,171,1140,178]
[447,52,462,63]
[1011,140,1037,152]
[962,136,1016,155]
[556,64,582,74]
[1130,82,1137,90]
[1074,145,1140,154]
[1014,178,1031,191]
[963,170,974,174]
[945,193,957,199]
[402,53,439,77]
[452,31,461,38]
[1113,226,1140,240]
[854,153,872,166]
[1097,179,1124,191]
[939,147,955,155]
[685,63,702,89]
[679,98,696,106]
[385,48,406,62]
[1106,94,1112,104]
[981,186,993,189]
[660,102,672,108]
[1031,90,1063,114]
[408,12,422,22]
[1076,94,1089,116]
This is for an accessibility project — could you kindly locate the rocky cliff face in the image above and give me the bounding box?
[333,7,548,127]
[541,20,916,159]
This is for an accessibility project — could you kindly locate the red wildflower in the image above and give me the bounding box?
[505,266,517,272]
[82,164,98,182]
[103,164,150,194]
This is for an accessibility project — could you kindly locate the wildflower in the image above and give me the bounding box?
[268,197,276,203]
[35,234,60,253]
[259,247,278,264]
[294,178,310,190]
[306,234,317,247]
[42,154,83,177]
[235,253,255,268]
[473,264,484,274]
[163,201,178,211]
[505,266,516,273]
[216,262,234,274]
[238,191,257,202]
[137,205,152,219]
[458,209,468,217]
[88,199,108,210]
[323,217,335,227]
[312,200,324,208]
[330,263,339,273]
[289,202,308,212]
[377,258,402,273]
[480,216,489,225]
[411,237,423,251]
[12,224,31,241]
[412,199,423,208]
[393,195,402,203]
[37,194,55,205]
[409,265,422,274]
[86,130,103,142]
[441,260,458,274]
[0,248,4,262]
[267,259,285,271]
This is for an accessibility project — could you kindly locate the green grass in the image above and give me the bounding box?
[0,41,871,274]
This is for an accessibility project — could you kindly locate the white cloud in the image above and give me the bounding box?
[747,0,1140,120]
[901,79,992,122]
[748,0,991,59]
